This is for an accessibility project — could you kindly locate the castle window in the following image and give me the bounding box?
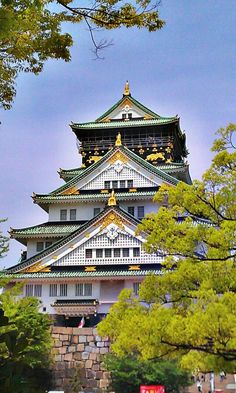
[36,242,44,252]
[84,283,92,296]
[34,284,42,297]
[114,248,121,258]
[60,209,67,221]
[105,249,112,258]
[96,249,103,258]
[104,181,110,189]
[70,209,76,220]
[94,207,101,216]
[45,241,52,248]
[128,113,132,120]
[133,282,140,296]
[49,284,57,297]
[59,283,67,297]
[85,249,92,258]
[120,180,125,188]
[133,248,140,257]
[122,114,126,120]
[75,283,92,296]
[112,180,118,189]
[25,284,34,297]
[128,206,135,216]
[137,206,144,219]
[127,180,133,188]
[123,248,129,257]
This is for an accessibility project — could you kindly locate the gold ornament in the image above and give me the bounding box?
[108,190,117,206]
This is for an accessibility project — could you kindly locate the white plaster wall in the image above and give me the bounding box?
[48,203,105,221]
[26,238,57,259]
[100,280,125,302]
[120,200,158,217]
[23,281,100,314]
[48,200,158,224]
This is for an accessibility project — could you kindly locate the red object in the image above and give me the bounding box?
[140,385,165,393]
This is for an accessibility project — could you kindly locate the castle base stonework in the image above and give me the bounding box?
[50,327,111,393]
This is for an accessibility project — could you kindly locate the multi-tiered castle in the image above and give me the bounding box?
[7,83,191,327]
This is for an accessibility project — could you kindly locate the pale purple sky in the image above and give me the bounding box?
[1,0,236,269]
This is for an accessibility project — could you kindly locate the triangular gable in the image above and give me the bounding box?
[7,206,146,274]
[95,95,164,122]
[46,146,178,197]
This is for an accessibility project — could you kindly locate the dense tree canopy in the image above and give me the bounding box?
[98,124,236,373]
[0,219,8,259]
[0,0,164,109]
[0,281,52,393]
[104,354,191,393]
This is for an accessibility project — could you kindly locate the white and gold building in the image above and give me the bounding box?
[7,83,191,327]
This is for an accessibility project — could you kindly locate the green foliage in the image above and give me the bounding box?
[104,353,191,393]
[0,0,164,109]
[0,280,52,393]
[0,219,9,259]
[98,124,236,373]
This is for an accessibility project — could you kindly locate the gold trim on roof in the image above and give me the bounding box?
[123,81,130,96]
[129,265,141,271]
[108,190,117,206]
[97,212,126,231]
[115,132,122,146]
[84,266,96,272]
[108,151,128,164]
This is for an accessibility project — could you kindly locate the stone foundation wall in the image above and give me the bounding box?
[51,326,111,393]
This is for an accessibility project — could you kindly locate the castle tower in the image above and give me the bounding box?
[7,84,191,327]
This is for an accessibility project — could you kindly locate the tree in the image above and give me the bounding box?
[98,124,236,373]
[0,0,164,109]
[104,353,191,393]
[0,219,8,259]
[0,281,52,393]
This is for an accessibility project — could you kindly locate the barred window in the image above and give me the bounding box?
[75,283,83,296]
[70,209,76,220]
[133,248,140,257]
[60,209,67,221]
[49,284,57,297]
[137,206,144,219]
[128,206,135,216]
[123,248,130,257]
[96,249,103,258]
[105,249,112,258]
[45,241,52,248]
[85,249,92,258]
[25,284,34,297]
[59,284,67,297]
[94,207,101,217]
[114,248,121,258]
[36,242,44,252]
[127,179,133,188]
[84,283,92,296]
[112,180,118,189]
[75,283,92,296]
[133,282,140,296]
[34,284,42,297]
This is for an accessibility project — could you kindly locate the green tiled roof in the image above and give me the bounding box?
[10,222,83,237]
[33,190,157,206]
[59,167,85,181]
[94,94,175,122]
[72,118,177,130]
[3,269,162,279]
